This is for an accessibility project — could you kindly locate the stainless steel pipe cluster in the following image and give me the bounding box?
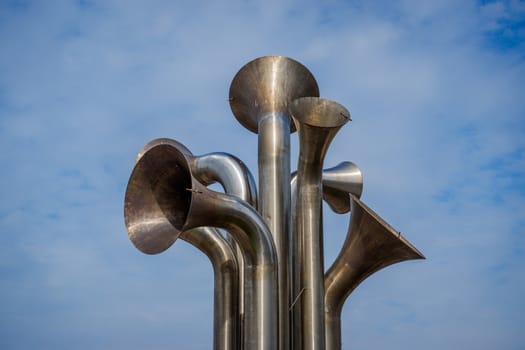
[124,56,424,350]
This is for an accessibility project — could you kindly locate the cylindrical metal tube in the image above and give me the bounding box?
[125,140,278,350]
[229,56,319,350]
[290,161,363,350]
[181,227,238,350]
[294,153,325,350]
[193,151,258,333]
[291,98,350,350]
[188,187,277,350]
[258,112,291,350]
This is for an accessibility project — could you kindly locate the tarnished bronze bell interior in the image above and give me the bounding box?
[229,55,320,133]
[124,144,193,254]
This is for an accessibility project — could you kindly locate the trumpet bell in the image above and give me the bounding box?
[124,142,197,254]
[229,56,319,133]
[325,194,425,311]
[324,194,424,350]
[322,162,364,214]
[290,97,350,131]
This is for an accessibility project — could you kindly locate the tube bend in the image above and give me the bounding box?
[192,152,258,207]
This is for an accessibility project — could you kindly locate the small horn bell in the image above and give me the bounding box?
[324,194,425,350]
[322,161,363,214]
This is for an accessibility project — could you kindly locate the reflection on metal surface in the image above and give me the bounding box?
[124,140,277,350]
[230,56,319,350]
[137,138,257,331]
[324,195,425,350]
[181,227,239,350]
[291,161,363,216]
[322,162,363,214]
[123,55,424,350]
[290,97,349,350]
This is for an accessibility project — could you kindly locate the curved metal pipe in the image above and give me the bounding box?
[137,140,257,207]
[230,56,320,350]
[192,151,257,343]
[324,195,425,350]
[139,139,258,333]
[135,141,243,350]
[290,97,350,350]
[124,140,277,350]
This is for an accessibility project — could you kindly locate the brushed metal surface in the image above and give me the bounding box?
[290,97,349,350]
[124,140,277,350]
[230,56,319,350]
[123,56,425,350]
[324,195,425,350]
[181,227,239,350]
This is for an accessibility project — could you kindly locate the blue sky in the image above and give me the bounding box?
[1,0,524,349]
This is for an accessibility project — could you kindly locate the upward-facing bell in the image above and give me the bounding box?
[229,55,320,133]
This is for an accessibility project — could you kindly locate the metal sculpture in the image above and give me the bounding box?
[124,55,424,350]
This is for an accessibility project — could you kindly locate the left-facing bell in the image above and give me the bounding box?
[123,139,278,350]
[124,141,203,254]
[124,141,196,254]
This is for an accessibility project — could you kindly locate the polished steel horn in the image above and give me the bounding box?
[229,55,320,350]
[137,138,258,334]
[290,161,362,350]
[291,161,363,215]
[134,139,257,350]
[181,227,238,350]
[124,140,277,350]
[324,194,425,350]
[322,162,363,214]
[290,97,350,350]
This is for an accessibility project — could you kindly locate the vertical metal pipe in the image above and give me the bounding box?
[181,228,239,350]
[290,161,363,349]
[291,98,350,350]
[258,112,291,350]
[229,56,319,350]
[193,151,259,339]
[194,189,276,350]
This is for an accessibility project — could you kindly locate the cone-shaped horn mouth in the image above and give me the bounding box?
[229,56,320,133]
[322,162,364,214]
[124,143,193,254]
[290,97,350,129]
[350,194,425,261]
